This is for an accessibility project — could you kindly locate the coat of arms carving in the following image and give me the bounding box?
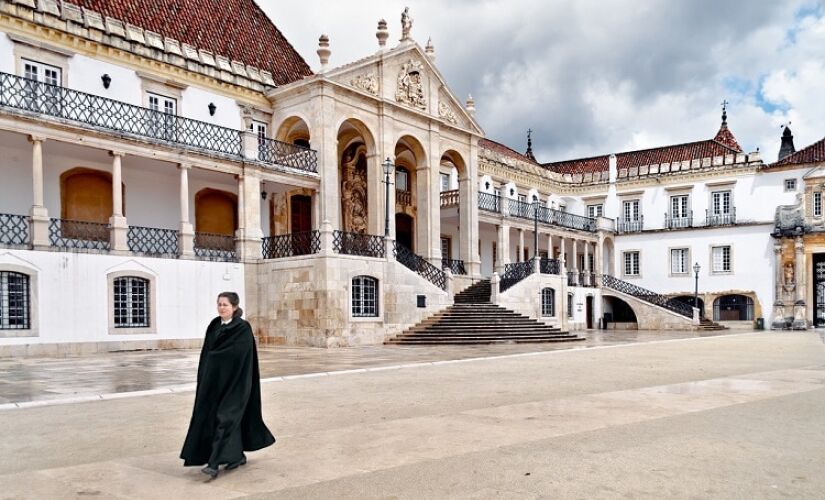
[395,60,426,110]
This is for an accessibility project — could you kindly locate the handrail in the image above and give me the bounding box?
[440,189,459,207]
[601,274,693,317]
[500,259,535,292]
[262,230,320,259]
[477,194,597,232]
[394,242,447,290]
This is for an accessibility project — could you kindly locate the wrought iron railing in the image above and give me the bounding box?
[705,207,736,227]
[261,230,320,259]
[617,217,644,233]
[257,137,318,173]
[0,213,29,247]
[478,192,501,213]
[579,271,595,287]
[505,198,532,219]
[194,232,237,262]
[500,259,535,292]
[396,189,412,207]
[332,230,385,258]
[567,271,578,286]
[539,206,597,232]
[441,258,467,275]
[394,243,447,290]
[49,218,110,251]
[601,274,693,318]
[127,226,178,257]
[0,71,243,157]
[539,257,561,275]
[440,189,459,208]
[666,211,693,229]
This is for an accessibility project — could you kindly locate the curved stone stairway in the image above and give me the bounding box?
[386,280,585,345]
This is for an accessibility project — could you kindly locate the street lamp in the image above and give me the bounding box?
[693,262,701,314]
[382,157,394,237]
[532,195,539,260]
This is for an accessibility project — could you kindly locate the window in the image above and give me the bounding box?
[440,173,450,192]
[567,293,573,318]
[558,204,566,212]
[396,167,409,192]
[712,246,731,273]
[147,92,177,140]
[22,59,61,114]
[352,276,378,317]
[623,251,640,276]
[0,271,30,330]
[785,179,797,192]
[815,192,822,218]
[493,187,501,198]
[492,242,497,268]
[113,276,150,328]
[671,195,689,218]
[441,237,451,260]
[671,248,688,274]
[711,191,731,215]
[587,204,604,218]
[541,288,555,317]
[251,120,268,159]
[623,200,640,220]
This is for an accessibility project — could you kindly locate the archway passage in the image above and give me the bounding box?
[340,142,369,234]
[60,168,120,241]
[603,296,638,328]
[195,188,237,236]
[714,294,753,321]
[395,213,414,251]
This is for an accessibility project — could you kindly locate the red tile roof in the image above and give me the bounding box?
[713,123,743,151]
[772,136,825,167]
[479,138,537,164]
[74,0,313,86]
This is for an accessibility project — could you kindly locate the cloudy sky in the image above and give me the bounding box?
[261,0,825,164]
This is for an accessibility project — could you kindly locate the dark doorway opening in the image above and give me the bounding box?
[290,194,312,254]
[586,295,594,329]
[396,213,414,251]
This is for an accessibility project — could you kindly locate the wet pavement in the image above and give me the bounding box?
[0,329,741,405]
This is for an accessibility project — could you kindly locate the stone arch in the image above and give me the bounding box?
[441,149,468,181]
[602,236,615,276]
[194,188,238,236]
[60,167,124,223]
[602,296,638,327]
[338,118,379,234]
[275,115,312,148]
[713,294,754,321]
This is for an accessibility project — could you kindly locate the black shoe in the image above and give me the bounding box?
[201,465,219,479]
[226,455,247,470]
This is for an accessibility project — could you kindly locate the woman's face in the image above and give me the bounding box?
[217,297,236,321]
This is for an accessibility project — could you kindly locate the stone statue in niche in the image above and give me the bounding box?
[341,146,368,233]
[784,261,795,285]
[395,60,426,110]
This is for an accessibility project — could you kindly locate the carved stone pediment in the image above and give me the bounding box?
[395,59,426,110]
[349,72,378,95]
[438,101,458,124]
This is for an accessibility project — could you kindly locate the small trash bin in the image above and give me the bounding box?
[602,313,612,330]
[755,317,764,330]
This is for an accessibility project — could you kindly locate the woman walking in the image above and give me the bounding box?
[181,292,275,479]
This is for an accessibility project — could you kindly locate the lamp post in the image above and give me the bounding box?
[382,157,394,237]
[532,195,539,260]
[693,262,701,315]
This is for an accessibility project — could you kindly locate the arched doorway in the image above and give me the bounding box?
[338,118,376,234]
[291,194,313,254]
[395,213,414,250]
[602,237,615,276]
[60,167,121,240]
[603,296,638,328]
[195,188,237,236]
[713,294,753,321]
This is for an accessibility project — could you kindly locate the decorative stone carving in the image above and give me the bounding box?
[341,146,368,233]
[400,7,413,41]
[395,60,426,110]
[784,261,795,286]
[438,101,458,124]
[350,73,378,95]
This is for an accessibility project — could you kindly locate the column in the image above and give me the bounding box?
[415,162,436,262]
[595,236,604,279]
[237,169,264,261]
[178,164,194,257]
[547,234,553,259]
[109,151,128,252]
[559,235,566,278]
[583,241,591,286]
[312,94,339,230]
[518,228,525,262]
[771,242,785,329]
[571,238,579,285]
[793,236,807,329]
[28,136,49,246]
[496,224,510,274]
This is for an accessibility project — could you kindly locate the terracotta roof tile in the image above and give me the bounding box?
[713,124,743,151]
[73,0,312,86]
[479,138,537,164]
[771,136,825,167]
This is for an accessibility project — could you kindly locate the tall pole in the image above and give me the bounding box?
[694,264,699,310]
[383,157,392,238]
[533,201,538,260]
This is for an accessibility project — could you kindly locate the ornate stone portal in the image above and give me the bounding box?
[772,199,809,329]
[395,60,426,110]
[341,145,368,233]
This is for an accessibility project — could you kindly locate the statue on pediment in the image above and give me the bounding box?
[401,7,413,41]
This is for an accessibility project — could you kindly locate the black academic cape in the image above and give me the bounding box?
[180,316,275,467]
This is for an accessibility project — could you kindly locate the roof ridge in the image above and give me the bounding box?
[772,135,825,166]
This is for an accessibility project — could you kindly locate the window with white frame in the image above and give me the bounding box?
[113,276,150,328]
[587,204,604,218]
[440,237,451,260]
[623,199,640,220]
[623,251,640,276]
[785,179,797,192]
[440,173,450,192]
[671,248,689,274]
[147,92,177,140]
[22,59,61,113]
[711,190,732,215]
[396,167,409,192]
[352,275,378,317]
[712,246,732,273]
[0,271,30,330]
[541,288,555,317]
[250,120,267,158]
[671,195,689,218]
[814,192,822,217]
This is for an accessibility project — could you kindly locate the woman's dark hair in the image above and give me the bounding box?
[217,291,243,318]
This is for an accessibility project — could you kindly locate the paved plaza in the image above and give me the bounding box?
[1,330,825,498]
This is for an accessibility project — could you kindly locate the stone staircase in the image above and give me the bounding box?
[696,317,726,331]
[386,280,585,345]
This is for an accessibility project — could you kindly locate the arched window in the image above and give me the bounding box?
[541,287,555,317]
[113,276,150,328]
[352,275,378,317]
[0,271,30,330]
[713,294,753,321]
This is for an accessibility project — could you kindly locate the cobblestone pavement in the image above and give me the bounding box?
[0,329,738,405]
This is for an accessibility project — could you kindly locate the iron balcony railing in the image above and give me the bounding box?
[601,274,693,318]
[0,213,29,247]
[440,189,459,208]
[567,271,578,286]
[539,257,561,275]
[477,194,597,232]
[617,217,644,233]
[579,271,595,287]
[705,207,736,227]
[127,226,179,257]
[478,192,501,213]
[538,206,598,232]
[500,259,535,292]
[394,243,447,290]
[49,218,110,251]
[665,211,693,229]
[505,198,533,219]
[261,230,320,259]
[332,230,385,258]
[396,189,412,207]
[441,258,467,275]
[257,137,318,173]
[194,232,238,262]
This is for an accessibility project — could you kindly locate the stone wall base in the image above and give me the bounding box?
[0,338,203,358]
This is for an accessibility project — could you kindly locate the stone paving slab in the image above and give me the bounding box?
[0,329,738,405]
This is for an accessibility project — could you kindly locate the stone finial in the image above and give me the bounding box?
[317,34,331,72]
[400,7,413,41]
[376,19,389,48]
[425,37,435,61]
[466,94,475,116]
